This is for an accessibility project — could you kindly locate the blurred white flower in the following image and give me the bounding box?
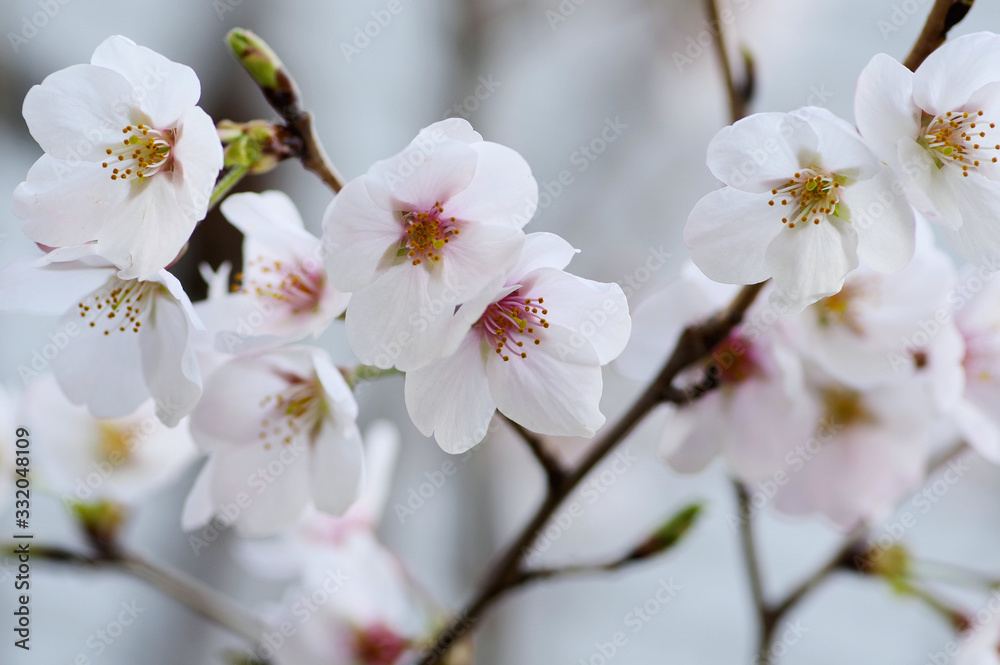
[0,247,203,427]
[199,191,350,354]
[955,609,1000,665]
[12,35,223,280]
[183,346,363,536]
[404,233,630,453]
[322,118,536,371]
[0,386,17,517]
[685,106,914,310]
[616,265,812,481]
[855,32,1000,266]
[22,375,197,505]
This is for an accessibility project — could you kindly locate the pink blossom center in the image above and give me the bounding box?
[768,167,843,229]
[351,623,408,665]
[401,202,460,266]
[922,109,1000,176]
[478,292,550,362]
[235,257,325,314]
[708,333,759,384]
[102,123,173,182]
[257,373,324,450]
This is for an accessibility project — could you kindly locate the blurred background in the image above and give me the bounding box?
[1,0,1000,663]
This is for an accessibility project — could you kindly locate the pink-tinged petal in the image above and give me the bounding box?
[765,216,859,311]
[913,32,1000,116]
[616,280,716,382]
[0,257,111,314]
[322,176,402,292]
[707,112,815,192]
[444,141,538,229]
[953,400,1000,464]
[140,293,201,427]
[437,222,524,304]
[310,421,364,516]
[91,35,201,127]
[181,458,217,530]
[420,118,483,144]
[50,305,149,418]
[486,323,605,437]
[15,156,129,246]
[22,64,136,161]
[210,439,313,536]
[375,140,478,212]
[854,53,920,164]
[521,267,631,365]
[662,397,724,473]
[344,266,451,371]
[511,232,579,278]
[404,333,496,454]
[189,356,290,451]
[170,106,223,221]
[843,166,915,273]
[684,186,782,285]
[98,176,193,279]
[794,106,881,180]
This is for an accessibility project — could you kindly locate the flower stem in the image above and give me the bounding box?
[209,164,250,209]
[903,0,976,72]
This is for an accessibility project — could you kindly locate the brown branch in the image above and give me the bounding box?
[704,0,752,122]
[503,416,566,490]
[415,282,766,665]
[903,0,975,72]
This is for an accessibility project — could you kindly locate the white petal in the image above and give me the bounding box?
[913,32,1000,115]
[896,137,965,230]
[310,422,364,516]
[684,186,782,285]
[222,190,307,236]
[486,323,605,437]
[843,166,916,272]
[321,176,402,292]
[437,221,524,304]
[854,53,920,164]
[512,232,579,277]
[344,266,451,370]
[22,64,136,161]
[940,178,1000,266]
[140,292,201,426]
[170,106,224,221]
[765,217,859,310]
[376,140,478,212]
[420,118,483,144]
[90,35,201,127]
[521,267,631,365]
[181,457,217,531]
[14,156,129,247]
[707,112,808,191]
[444,141,538,229]
[404,333,496,454]
[794,106,880,180]
[0,257,110,315]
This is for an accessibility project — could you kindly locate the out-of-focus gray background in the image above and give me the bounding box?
[1,1,1000,663]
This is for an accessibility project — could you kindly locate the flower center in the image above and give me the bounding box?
[257,374,324,449]
[351,623,409,665]
[96,422,134,465]
[922,110,1000,177]
[77,278,160,336]
[768,168,844,228]
[233,257,325,314]
[399,203,460,266]
[813,280,874,334]
[820,386,875,429]
[707,333,758,385]
[101,124,173,182]
[478,292,550,362]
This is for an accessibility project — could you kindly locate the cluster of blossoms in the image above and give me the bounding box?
[0,37,631,537]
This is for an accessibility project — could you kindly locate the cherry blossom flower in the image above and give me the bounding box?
[616,265,813,481]
[685,106,915,310]
[182,346,363,536]
[200,191,349,354]
[0,247,203,427]
[322,118,537,371]
[22,375,197,505]
[404,232,630,453]
[855,32,1000,266]
[12,35,223,280]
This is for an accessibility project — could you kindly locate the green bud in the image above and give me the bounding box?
[71,499,128,556]
[626,502,703,561]
[227,28,283,90]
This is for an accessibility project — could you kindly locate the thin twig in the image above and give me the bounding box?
[704,0,751,122]
[903,0,976,72]
[503,416,566,490]
[415,282,766,665]
[735,482,771,659]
